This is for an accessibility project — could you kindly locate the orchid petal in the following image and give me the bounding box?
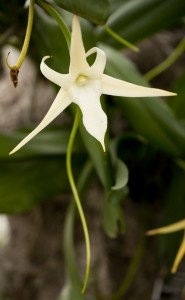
[86,47,106,77]
[41,56,70,88]
[69,80,107,151]
[69,15,89,76]
[102,74,176,97]
[10,89,71,154]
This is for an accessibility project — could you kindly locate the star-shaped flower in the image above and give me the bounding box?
[10,15,175,154]
[147,219,185,273]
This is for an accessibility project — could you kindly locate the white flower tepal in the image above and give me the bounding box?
[10,15,176,155]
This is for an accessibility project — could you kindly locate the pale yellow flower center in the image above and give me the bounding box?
[76,74,88,86]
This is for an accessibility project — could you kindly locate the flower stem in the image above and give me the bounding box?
[145,37,185,81]
[36,0,71,50]
[103,25,139,53]
[66,107,91,294]
[6,0,34,70]
[63,160,93,285]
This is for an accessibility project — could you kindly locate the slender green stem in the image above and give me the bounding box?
[6,0,34,87]
[16,0,34,68]
[103,25,139,53]
[6,0,34,69]
[66,107,91,294]
[145,37,185,81]
[63,160,93,283]
[36,0,71,50]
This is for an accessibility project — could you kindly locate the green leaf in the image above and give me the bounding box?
[58,204,87,300]
[58,282,87,300]
[98,0,185,47]
[0,129,85,213]
[0,128,83,159]
[103,192,125,238]
[31,7,96,72]
[31,7,70,73]
[0,158,67,213]
[79,123,110,188]
[110,138,129,191]
[76,109,127,238]
[103,139,128,238]
[102,44,185,159]
[36,0,71,50]
[53,0,110,25]
[168,69,185,120]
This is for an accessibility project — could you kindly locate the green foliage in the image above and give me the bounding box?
[0,129,85,213]
[32,7,70,72]
[98,0,185,47]
[59,205,87,300]
[0,158,66,213]
[79,119,128,238]
[103,138,128,238]
[168,69,185,120]
[53,0,110,25]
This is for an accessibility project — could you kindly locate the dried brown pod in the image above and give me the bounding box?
[10,67,19,88]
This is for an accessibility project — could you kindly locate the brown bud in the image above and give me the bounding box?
[10,67,19,88]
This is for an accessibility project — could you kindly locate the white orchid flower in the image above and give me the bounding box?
[10,15,176,155]
[147,219,185,273]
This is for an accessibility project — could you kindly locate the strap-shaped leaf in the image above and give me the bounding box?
[53,0,110,25]
[98,0,185,47]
